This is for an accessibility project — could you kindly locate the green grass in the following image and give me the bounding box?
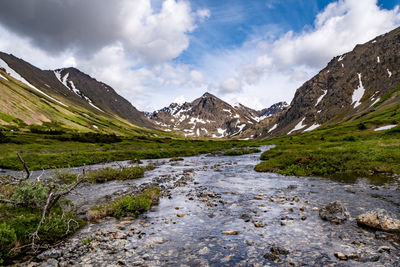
[88,187,160,220]
[255,102,400,183]
[0,130,265,170]
[87,166,145,183]
[373,86,400,108]
[223,148,261,156]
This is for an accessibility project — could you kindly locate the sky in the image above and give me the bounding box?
[0,0,399,111]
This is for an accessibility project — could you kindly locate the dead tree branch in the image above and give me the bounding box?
[17,152,30,181]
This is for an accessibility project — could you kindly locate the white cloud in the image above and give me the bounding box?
[196,8,211,21]
[219,77,242,93]
[120,0,197,64]
[195,0,400,110]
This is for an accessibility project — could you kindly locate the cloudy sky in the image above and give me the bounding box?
[0,0,399,111]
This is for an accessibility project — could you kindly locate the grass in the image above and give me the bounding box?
[255,102,400,183]
[88,187,160,220]
[223,148,261,156]
[87,166,145,183]
[0,130,264,170]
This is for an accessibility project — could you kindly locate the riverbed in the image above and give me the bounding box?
[10,146,400,266]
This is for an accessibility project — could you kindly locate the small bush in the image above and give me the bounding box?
[357,123,367,130]
[53,170,79,184]
[10,181,49,209]
[170,157,184,162]
[342,136,356,142]
[0,131,10,143]
[143,164,155,171]
[224,148,261,156]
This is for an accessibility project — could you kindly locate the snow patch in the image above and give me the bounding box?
[268,124,278,133]
[196,128,200,136]
[303,124,320,132]
[338,55,345,61]
[0,73,7,80]
[374,125,397,131]
[54,70,103,112]
[315,90,327,107]
[0,59,68,107]
[387,69,392,78]
[288,117,306,135]
[223,109,232,115]
[92,125,99,129]
[370,97,380,107]
[352,73,365,108]
[233,114,240,119]
[372,40,377,43]
[188,117,206,124]
[341,63,344,68]
[377,56,380,63]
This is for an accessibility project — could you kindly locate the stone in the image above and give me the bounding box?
[357,209,400,232]
[334,252,347,260]
[177,213,185,217]
[319,201,349,224]
[222,230,240,235]
[378,246,391,253]
[270,245,289,255]
[253,221,265,228]
[263,253,281,262]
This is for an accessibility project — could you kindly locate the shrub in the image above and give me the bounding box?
[224,148,261,156]
[10,181,49,209]
[0,223,17,262]
[87,166,144,183]
[53,170,79,184]
[0,131,10,143]
[170,157,184,162]
[357,123,367,130]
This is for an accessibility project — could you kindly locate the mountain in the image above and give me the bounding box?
[147,92,286,138]
[259,26,400,137]
[0,52,155,133]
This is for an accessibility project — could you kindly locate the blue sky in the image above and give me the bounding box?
[178,0,398,65]
[0,0,399,111]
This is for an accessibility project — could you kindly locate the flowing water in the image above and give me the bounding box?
[9,146,400,266]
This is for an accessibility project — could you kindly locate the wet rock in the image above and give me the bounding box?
[253,221,265,228]
[177,213,185,217]
[357,209,400,232]
[319,201,349,224]
[254,194,264,200]
[221,230,239,235]
[301,216,307,221]
[378,246,391,253]
[375,231,399,241]
[37,249,62,260]
[334,252,347,260]
[270,245,289,255]
[240,213,251,222]
[198,247,210,255]
[263,253,281,262]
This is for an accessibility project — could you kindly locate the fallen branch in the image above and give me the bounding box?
[17,152,30,181]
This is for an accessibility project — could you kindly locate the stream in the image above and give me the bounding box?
[8,146,400,266]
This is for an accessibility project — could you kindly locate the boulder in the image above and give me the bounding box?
[319,201,349,224]
[357,209,400,232]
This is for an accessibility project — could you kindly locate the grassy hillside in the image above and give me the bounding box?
[255,91,400,183]
[0,69,160,137]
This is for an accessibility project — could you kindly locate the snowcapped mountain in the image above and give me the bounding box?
[147,92,286,138]
[0,52,154,129]
[260,26,400,137]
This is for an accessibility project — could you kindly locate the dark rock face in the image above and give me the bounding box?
[319,201,350,224]
[270,26,400,136]
[0,52,154,129]
[357,209,400,232]
[147,92,286,138]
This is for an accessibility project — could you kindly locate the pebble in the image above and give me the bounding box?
[222,230,240,235]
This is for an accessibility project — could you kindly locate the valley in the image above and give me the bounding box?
[0,13,399,267]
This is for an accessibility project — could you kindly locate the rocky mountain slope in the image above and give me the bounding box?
[147,92,286,138]
[262,26,400,137]
[0,52,154,129]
